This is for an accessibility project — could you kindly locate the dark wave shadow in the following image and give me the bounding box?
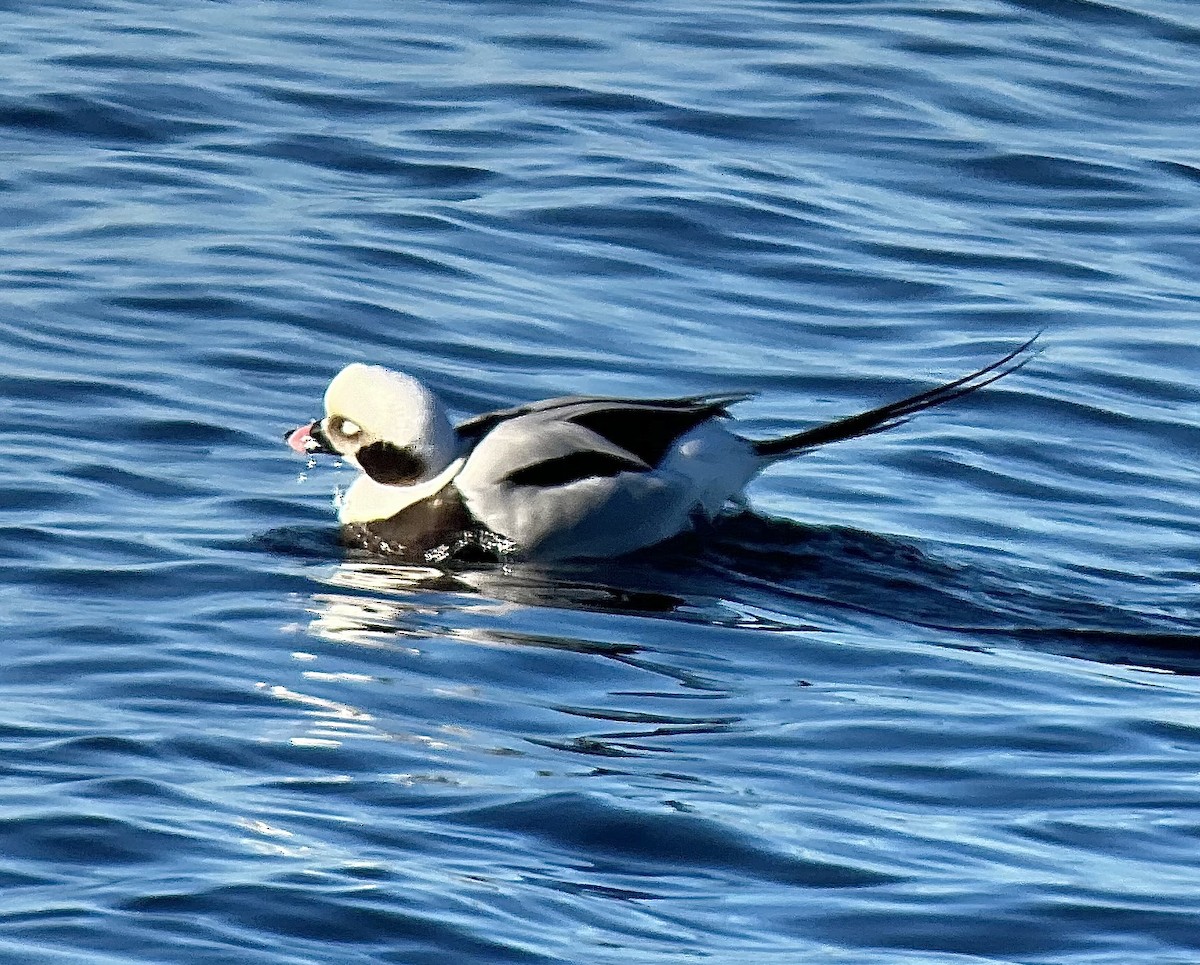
[693,513,1200,676]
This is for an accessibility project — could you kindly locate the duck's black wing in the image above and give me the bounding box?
[456,392,753,467]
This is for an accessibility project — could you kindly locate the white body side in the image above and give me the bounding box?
[455,419,762,560]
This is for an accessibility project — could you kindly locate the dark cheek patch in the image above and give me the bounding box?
[356,442,428,486]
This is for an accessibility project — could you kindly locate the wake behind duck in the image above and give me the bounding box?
[285,336,1038,562]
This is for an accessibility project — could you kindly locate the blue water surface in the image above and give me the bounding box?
[3,1,1200,962]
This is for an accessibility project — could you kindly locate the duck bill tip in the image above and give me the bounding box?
[286,422,318,454]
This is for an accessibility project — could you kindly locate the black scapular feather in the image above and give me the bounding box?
[503,450,647,488]
[566,400,738,466]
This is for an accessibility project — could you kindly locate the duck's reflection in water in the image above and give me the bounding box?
[279,558,783,761]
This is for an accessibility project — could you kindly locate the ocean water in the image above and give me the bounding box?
[3,1,1200,962]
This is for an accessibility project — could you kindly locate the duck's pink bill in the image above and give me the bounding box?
[287,423,316,454]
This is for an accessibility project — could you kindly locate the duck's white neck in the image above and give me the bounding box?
[338,457,466,525]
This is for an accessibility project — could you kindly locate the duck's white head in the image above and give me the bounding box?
[288,364,460,486]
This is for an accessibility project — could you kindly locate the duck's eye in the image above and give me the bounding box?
[336,418,361,437]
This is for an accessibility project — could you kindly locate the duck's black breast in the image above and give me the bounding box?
[342,483,501,562]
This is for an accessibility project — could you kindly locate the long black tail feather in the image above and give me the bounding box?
[752,333,1041,459]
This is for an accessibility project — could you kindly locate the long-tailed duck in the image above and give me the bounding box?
[286,336,1037,561]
